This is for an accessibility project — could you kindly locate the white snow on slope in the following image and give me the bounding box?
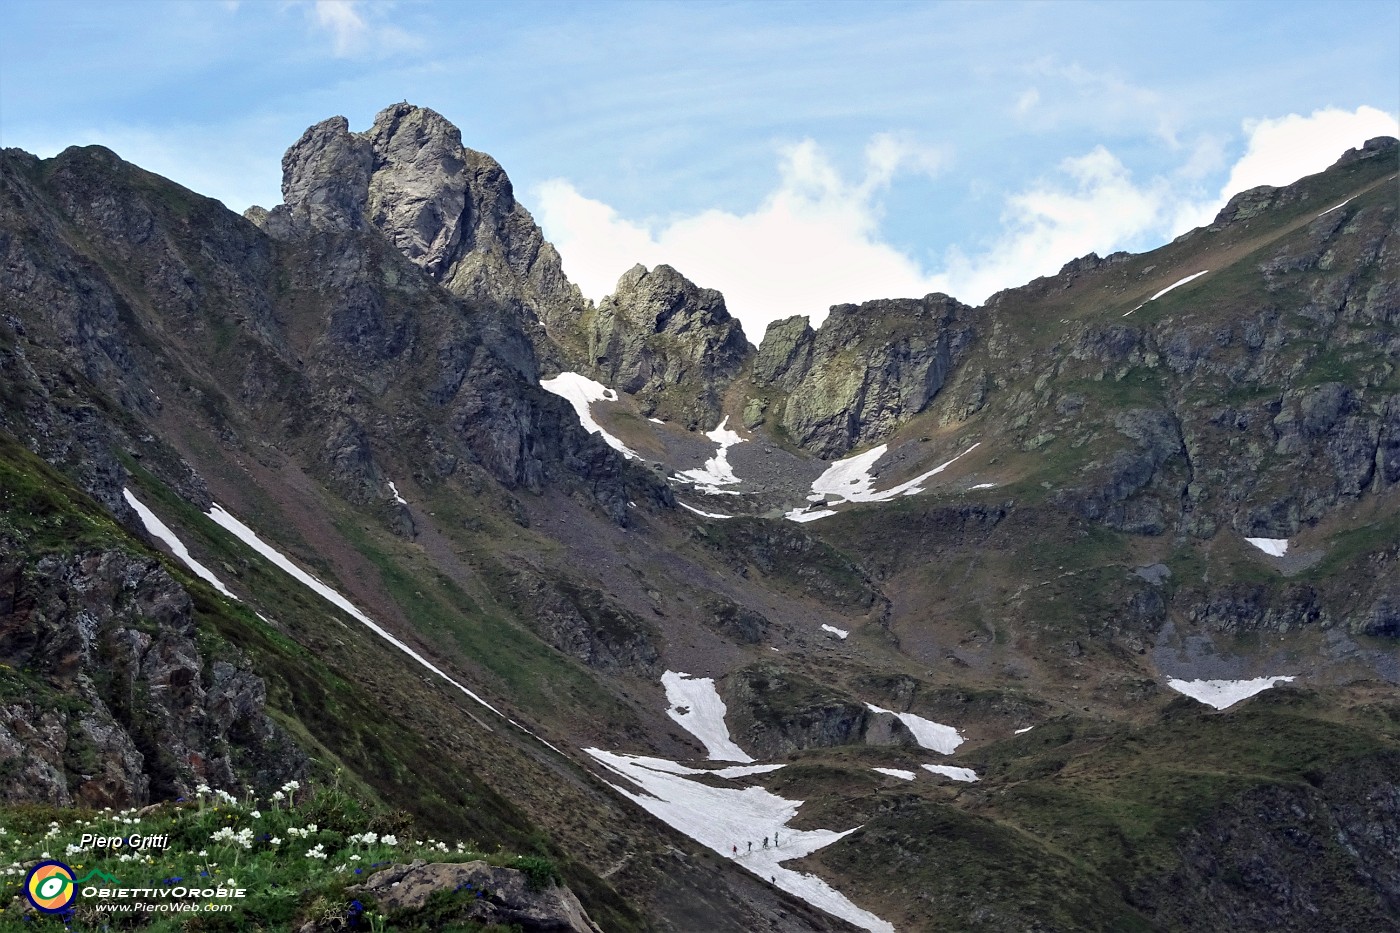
[785,507,837,523]
[872,767,916,781]
[677,416,745,494]
[970,482,997,490]
[821,624,850,639]
[387,481,408,505]
[1167,676,1295,710]
[1148,270,1209,301]
[1245,537,1289,557]
[123,488,237,600]
[539,372,639,459]
[648,417,665,424]
[1014,726,1034,735]
[1318,195,1354,216]
[662,670,753,762]
[585,749,893,933]
[206,503,501,716]
[922,764,978,782]
[785,442,981,522]
[678,501,732,519]
[1123,269,1209,316]
[866,703,963,754]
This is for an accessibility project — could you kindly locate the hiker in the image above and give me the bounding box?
[732,845,737,856]
[747,841,752,853]
[763,836,769,849]
[774,831,780,847]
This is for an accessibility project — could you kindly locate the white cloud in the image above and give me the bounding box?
[304,0,419,58]
[1217,106,1399,197]
[928,146,1171,303]
[539,105,1399,337]
[1014,87,1040,116]
[535,137,946,336]
[311,0,367,56]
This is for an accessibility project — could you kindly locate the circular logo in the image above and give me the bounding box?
[25,860,77,913]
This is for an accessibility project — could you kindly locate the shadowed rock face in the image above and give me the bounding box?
[585,263,752,428]
[253,103,584,340]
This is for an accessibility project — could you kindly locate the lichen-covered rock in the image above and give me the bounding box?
[582,263,751,428]
[764,295,977,458]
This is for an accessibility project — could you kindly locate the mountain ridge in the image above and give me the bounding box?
[1,107,1397,931]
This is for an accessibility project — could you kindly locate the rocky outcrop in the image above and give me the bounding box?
[723,665,914,757]
[344,859,603,933]
[582,264,751,428]
[252,103,585,338]
[0,546,305,806]
[509,571,660,674]
[755,295,976,458]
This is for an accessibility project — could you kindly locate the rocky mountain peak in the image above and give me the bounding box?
[250,103,583,339]
[580,263,751,427]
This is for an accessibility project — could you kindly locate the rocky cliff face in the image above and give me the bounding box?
[251,103,585,342]
[0,545,304,806]
[581,263,751,428]
[752,294,977,457]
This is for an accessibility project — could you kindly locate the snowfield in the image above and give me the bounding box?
[677,416,746,494]
[539,372,639,459]
[785,443,980,522]
[123,488,237,600]
[584,749,893,932]
[662,670,754,762]
[387,480,408,505]
[922,764,978,782]
[866,703,964,754]
[1167,676,1296,709]
[821,624,850,639]
[1244,537,1289,557]
[872,767,916,780]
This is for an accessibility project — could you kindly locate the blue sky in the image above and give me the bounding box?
[2,0,1396,334]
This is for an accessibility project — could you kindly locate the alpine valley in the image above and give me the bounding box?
[1,103,1398,932]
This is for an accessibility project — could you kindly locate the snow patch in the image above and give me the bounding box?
[872,767,916,781]
[678,501,732,519]
[1167,676,1296,710]
[387,481,407,505]
[821,624,850,640]
[1318,195,1354,216]
[123,489,237,600]
[206,503,501,716]
[970,482,997,490]
[584,749,892,933]
[815,443,980,504]
[866,703,963,754]
[1014,726,1034,735]
[539,372,639,459]
[648,417,665,424]
[1148,270,1209,302]
[662,671,753,762]
[785,507,838,523]
[1245,537,1289,557]
[922,764,978,782]
[677,416,745,494]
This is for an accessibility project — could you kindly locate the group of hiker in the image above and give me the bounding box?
[730,832,780,857]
